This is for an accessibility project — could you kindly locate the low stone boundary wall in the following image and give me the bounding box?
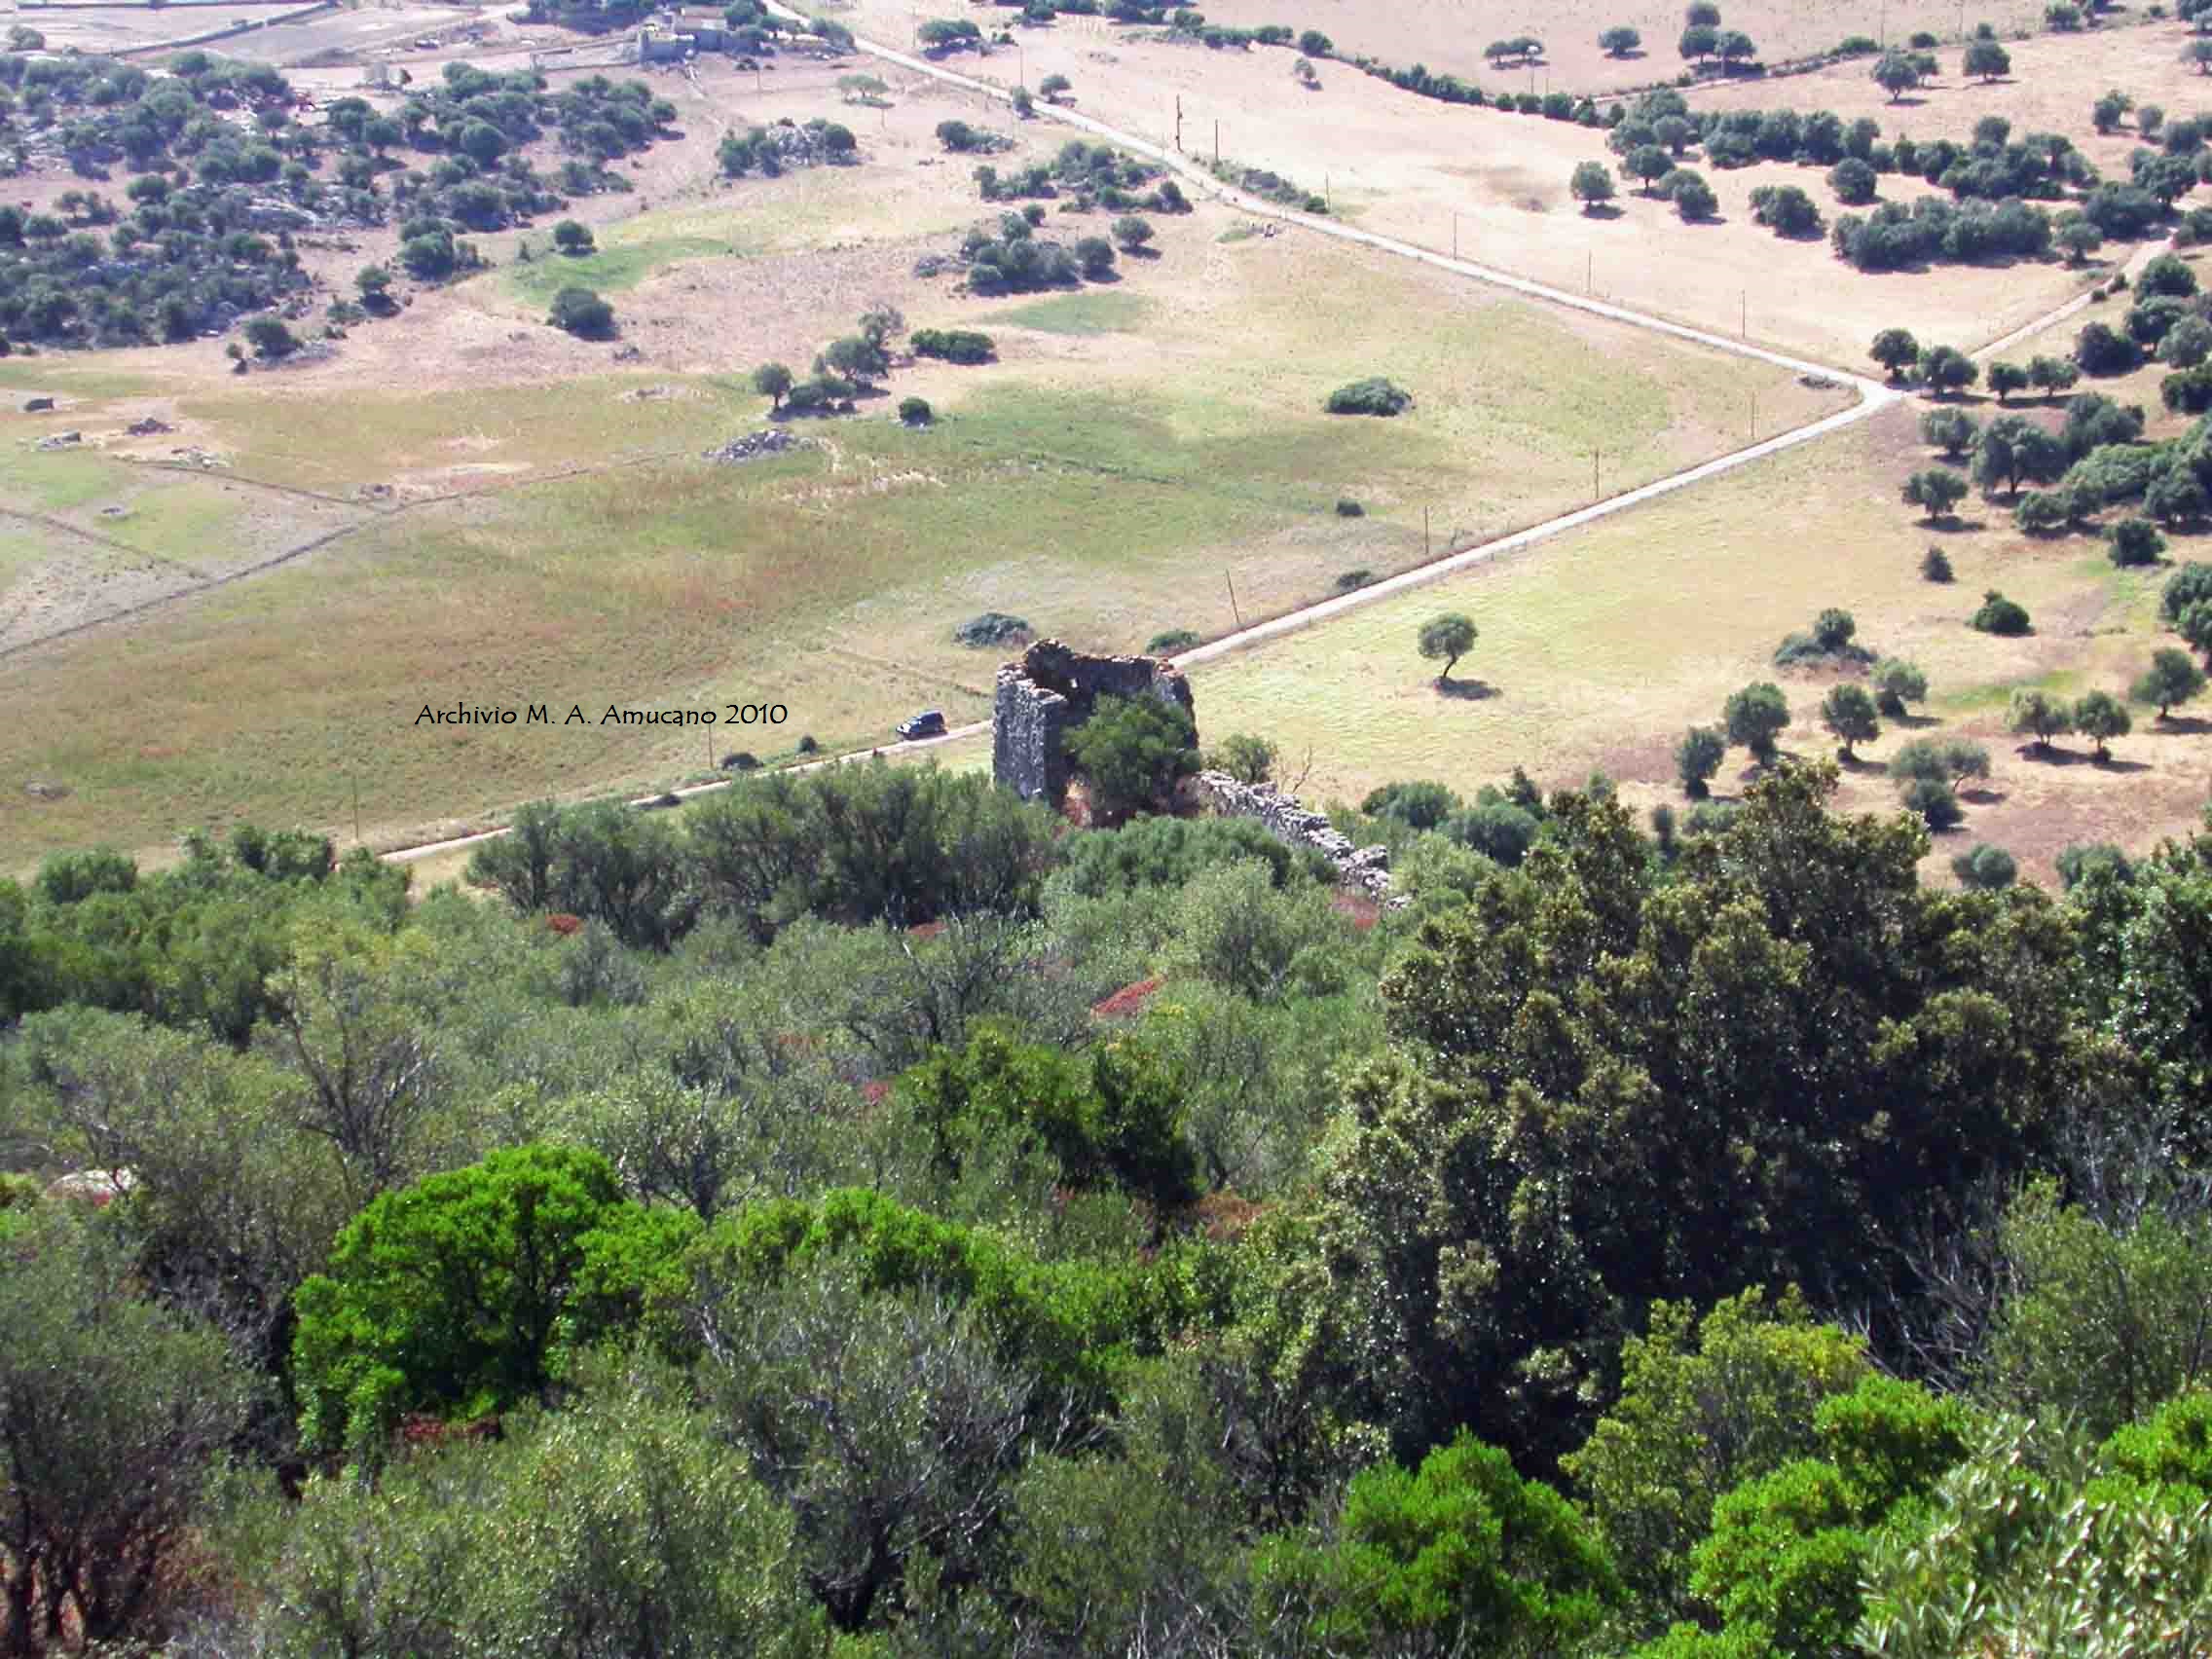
[1192,770,1397,903]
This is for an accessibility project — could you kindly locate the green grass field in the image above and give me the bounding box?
[503,232,751,306]
[0,197,1851,871]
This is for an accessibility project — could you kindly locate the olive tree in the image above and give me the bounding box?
[1417,612,1478,685]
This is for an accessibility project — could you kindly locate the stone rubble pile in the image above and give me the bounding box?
[703,428,805,463]
[1192,770,1402,904]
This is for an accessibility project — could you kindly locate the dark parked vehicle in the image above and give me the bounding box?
[897,710,946,741]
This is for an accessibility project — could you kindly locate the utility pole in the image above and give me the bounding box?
[1586,248,1593,292]
[1213,119,1220,165]
[1175,94,1182,151]
[1225,572,1242,627]
[351,766,362,846]
[1592,450,1600,498]
[1423,504,1431,558]
[1740,289,1747,338]
[1750,392,1756,444]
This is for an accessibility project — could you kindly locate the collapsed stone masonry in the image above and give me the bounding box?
[992,640,1197,805]
[1191,772,1400,904]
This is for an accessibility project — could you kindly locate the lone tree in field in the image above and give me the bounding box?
[1963,38,2011,81]
[1903,468,1970,523]
[1821,683,1881,757]
[1870,327,1921,380]
[1419,613,1478,686]
[1062,694,1198,821]
[2072,689,2131,760]
[1871,657,1930,718]
[1040,73,1072,101]
[552,219,595,254]
[1600,25,1641,55]
[1678,25,1719,64]
[1676,725,1726,796]
[1873,51,1921,101]
[753,361,793,411]
[2008,687,2074,754]
[1570,162,1617,211]
[2133,646,2207,717]
[1723,682,1790,765]
[548,286,614,339]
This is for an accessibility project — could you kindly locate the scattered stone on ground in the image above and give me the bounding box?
[22,780,69,800]
[126,417,175,436]
[1798,373,1840,389]
[355,482,396,502]
[34,430,81,451]
[98,505,129,519]
[621,384,682,402]
[20,395,55,414]
[703,428,805,463]
[168,447,229,469]
[611,344,645,361]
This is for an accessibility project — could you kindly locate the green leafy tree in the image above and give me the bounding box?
[1900,775,1963,830]
[1680,23,1720,62]
[1971,589,2031,634]
[1917,343,1980,396]
[1063,694,1199,820]
[1951,841,2018,889]
[1206,731,1279,784]
[1600,25,1642,55]
[2109,515,2167,567]
[2030,352,2082,395]
[1822,682,1881,757]
[551,217,594,254]
[2008,687,2075,753]
[1920,405,1978,458]
[821,333,888,387]
[1418,612,1478,685]
[1677,725,1727,797]
[2073,688,2132,759]
[289,1143,695,1456]
[1111,213,1155,250]
[1254,1431,1622,1654]
[753,360,793,410]
[1571,160,1617,210]
[1630,143,1675,193]
[0,1209,253,1651]
[1964,37,2011,80]
[1903,468,1969,521]
[1870,327,1921,379]
[2134,645,2208,716]
[1723,682,1790,763]
[1871,657,1930,717]
[1873,50,1921,100]
[1986,360,2030,402]
[548,285,614,339]
[1562,1288,1868,1611]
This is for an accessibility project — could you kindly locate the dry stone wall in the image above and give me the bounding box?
[992,640,1196,803]
[1193,771,1399,903]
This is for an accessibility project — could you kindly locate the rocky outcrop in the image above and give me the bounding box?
[992,640,1195,803]
[1193,770,1400,903]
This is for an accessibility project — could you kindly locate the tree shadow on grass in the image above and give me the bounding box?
[2147,715,2212,734]
[1960,787,2008,806]
[1434,678,1499,701]
[2011,743,2151,772]
[1889,711,1943,729]
[1836,752,1889,775]
[1582,203,1626,221]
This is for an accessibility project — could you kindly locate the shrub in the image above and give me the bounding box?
[1335,569,1375,591]
[548,286,614,338]
[2161,562,2212,622]
[795,734,821,754]
[2107,516,2167,567]
[722,751,759,770]
[1111,214,1155,251]
[898,395,933,425]
[1970,590,2031,635]
[1146,628,1200,652]
[1950,842,2017,889]
[1205,732,1279,785]
[552,218,595,254]
[1828,158,1878,204]
[1063,694,1198,819]
[244,315,298,360]
[1335,498,1365,517]
[2076,320,2142,376]
[952,611,1032,647]
[910,327,995,364]
[1677,725,1727,797]
[1363,780,1463,830]
[1922,546,1954,582]
[1900,776,1963,830]
[1325,377,1413,416]
[1073,236,1117,277]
